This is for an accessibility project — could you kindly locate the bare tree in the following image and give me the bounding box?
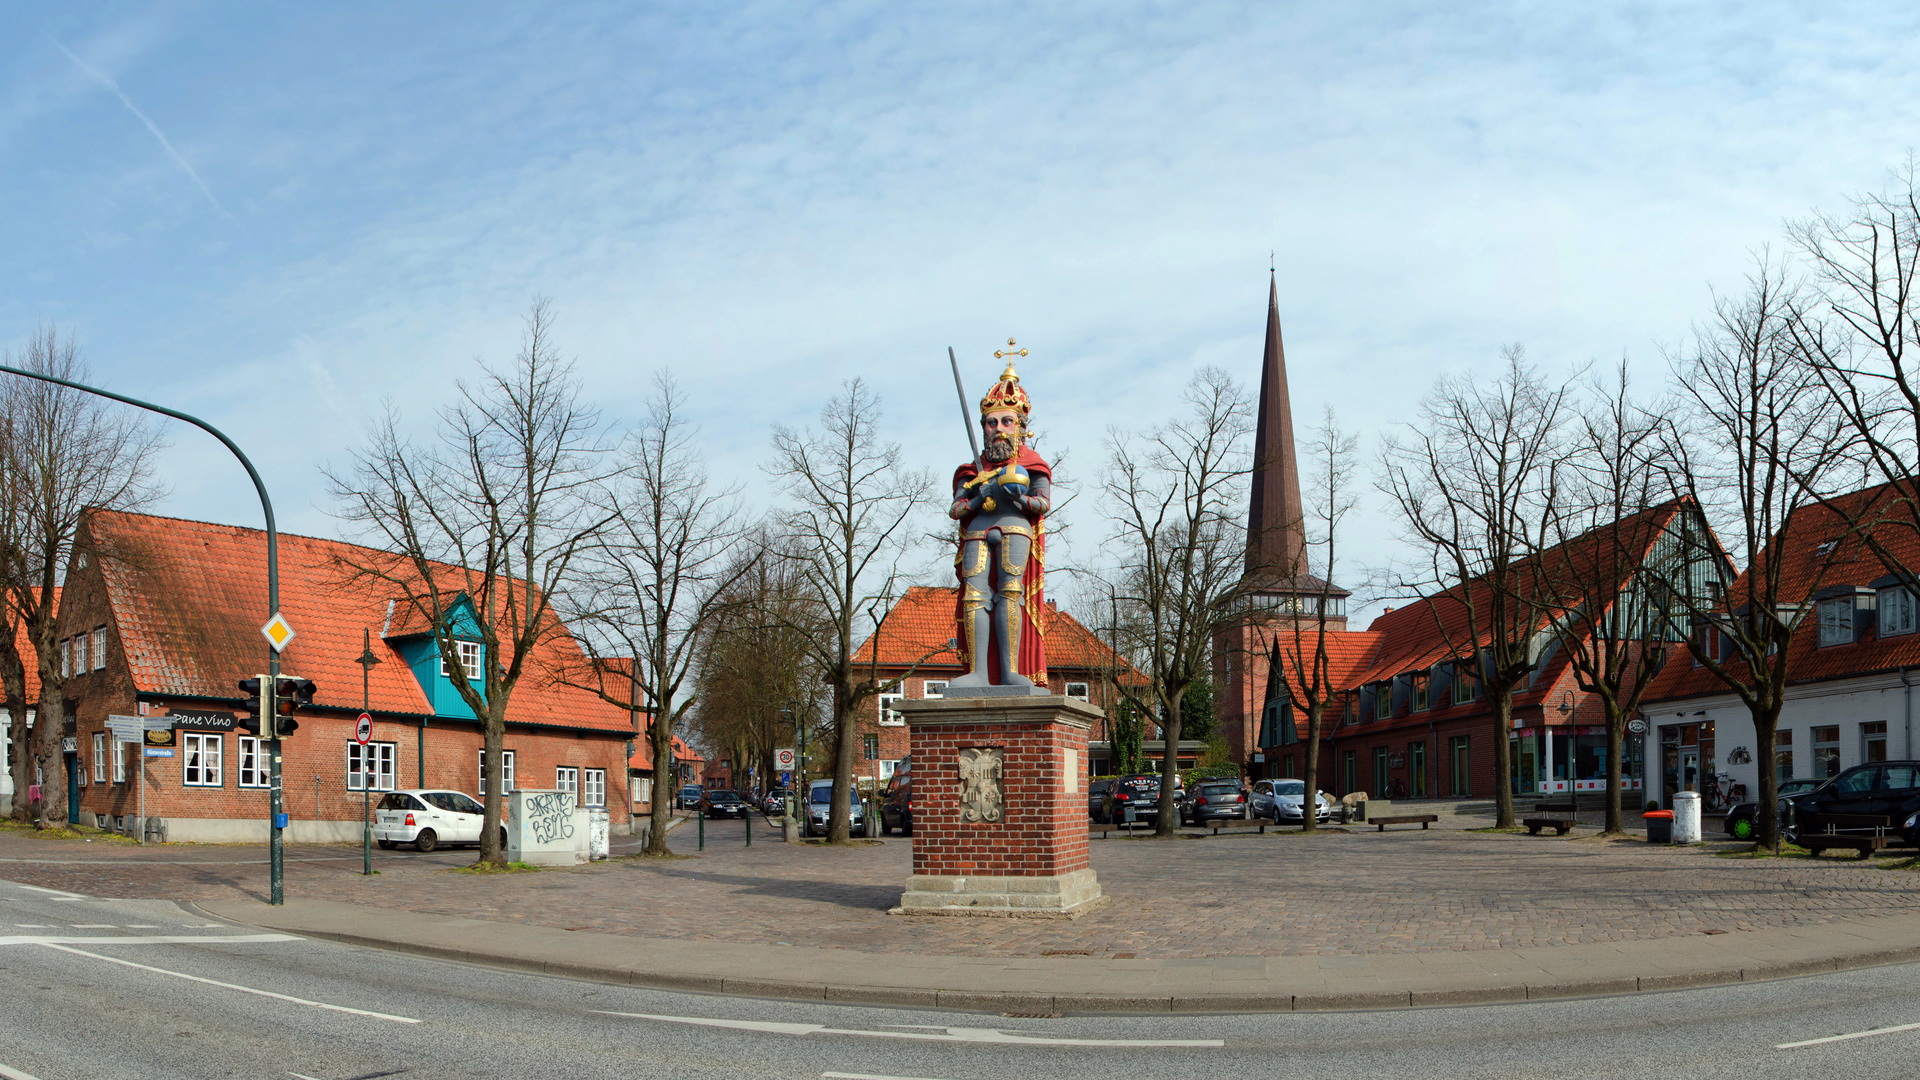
[558,372,750,855]
[766,379,929,843]
[0,326,163,826]
[1656,261,1846,848]
[329,300,617,867]
[1381,348,1570,830]
[1099,367,1254,836]
[1267,406,1357,832]
[1528,364,1688,834]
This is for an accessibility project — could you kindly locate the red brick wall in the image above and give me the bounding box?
[907,714,1089,878]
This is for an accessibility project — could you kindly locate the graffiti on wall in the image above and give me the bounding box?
[524,791,577,845]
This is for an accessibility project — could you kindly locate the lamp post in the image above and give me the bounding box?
[356,627,382,875]
[781,700,807,840]
[0,362,288,904]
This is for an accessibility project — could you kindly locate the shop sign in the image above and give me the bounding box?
[1512,727,1538,739]
[60,736,77,753]
[169,710,236,732]
[1627,717,1648,735]
[144,728,176,748]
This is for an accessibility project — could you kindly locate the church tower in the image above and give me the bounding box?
[1215,273,1349,773]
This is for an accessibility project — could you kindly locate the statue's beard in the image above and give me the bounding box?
[983,432,1018,463]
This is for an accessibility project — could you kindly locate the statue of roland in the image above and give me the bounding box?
[948,355,1051,694]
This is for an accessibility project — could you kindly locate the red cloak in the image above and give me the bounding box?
[952,446,1050,685]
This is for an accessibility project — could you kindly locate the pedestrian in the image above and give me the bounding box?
[26,781,43,828]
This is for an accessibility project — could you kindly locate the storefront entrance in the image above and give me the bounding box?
[1661,721,1714,804]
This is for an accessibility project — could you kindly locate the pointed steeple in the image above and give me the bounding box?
[1246,272,1307,582]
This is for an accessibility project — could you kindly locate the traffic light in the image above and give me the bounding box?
[238,676,264,736]
[272,676,316,740]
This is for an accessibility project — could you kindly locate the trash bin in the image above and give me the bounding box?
[1643,809,1674,844]
[1672,791,1702,844]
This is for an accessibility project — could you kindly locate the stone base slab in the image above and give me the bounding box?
[893,868,1106,919]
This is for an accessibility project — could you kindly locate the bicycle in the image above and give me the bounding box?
[1706,773,1746,814]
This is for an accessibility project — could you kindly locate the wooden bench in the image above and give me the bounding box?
[1524,816,1578,836]
[1802,814,1894,859]
[1193,821,1270,836]
[1372,815,1440,832]
[1533,801,1578,814]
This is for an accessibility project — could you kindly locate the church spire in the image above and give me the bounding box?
[1246,271,1307,582]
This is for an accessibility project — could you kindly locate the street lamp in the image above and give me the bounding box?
[0,362,291,905]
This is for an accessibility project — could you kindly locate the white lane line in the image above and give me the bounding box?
[825,1073,955,1080]
[71,924,117,928]
[14,885,86,899]
[0,1060,44,1080]
[43,944,421,1023]
[600,1011,1223,1047]
[36,932,293,943]
[1777,1019,1920,1049]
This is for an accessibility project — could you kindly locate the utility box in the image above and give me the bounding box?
[506,790,587,866]
[1672,791,1702,844]
[588,807,610,860]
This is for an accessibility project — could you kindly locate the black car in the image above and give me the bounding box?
[880,757,915,837]
[699,789,748,818]
[1181,779,1251,826]
[1785,761,1920,846]
[1102,774,1166,824]
[1087,778,1115,822]
[1723,777,1824,840]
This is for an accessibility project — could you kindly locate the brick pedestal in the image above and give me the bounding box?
[893,695,1106,918]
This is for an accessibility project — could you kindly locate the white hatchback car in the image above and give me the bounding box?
[374,789,502,852]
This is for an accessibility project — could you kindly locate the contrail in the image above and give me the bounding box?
[45,35,230,218]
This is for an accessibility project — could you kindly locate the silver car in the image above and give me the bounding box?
[1249,778,1332,825]
[802,779,865,838]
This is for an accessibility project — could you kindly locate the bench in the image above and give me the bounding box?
[1372,815,1440,832]
[1524,816,1578,836]
[1533,801,1578,814]
[1200,821,1270,836]
[1802,814,1894,859]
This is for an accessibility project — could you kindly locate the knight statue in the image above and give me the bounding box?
[948,343,1052,694]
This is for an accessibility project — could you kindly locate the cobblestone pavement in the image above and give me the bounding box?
[2,812,1917,960]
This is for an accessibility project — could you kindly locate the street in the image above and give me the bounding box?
[1,875,1919,1079]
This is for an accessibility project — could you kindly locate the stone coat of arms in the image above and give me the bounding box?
[956,747,1005,824]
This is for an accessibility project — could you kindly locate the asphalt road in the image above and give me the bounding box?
[3,877,1920,1079]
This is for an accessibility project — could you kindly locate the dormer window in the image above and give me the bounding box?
[1817,598,1855,646]
[440,640,485,682]
[1882,587,1917,637]
[1453,662,1478,704]
[1411,672,1430,712]
[1374,681,1392,720]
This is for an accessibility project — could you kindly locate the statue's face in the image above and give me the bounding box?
[981,409,1023,443]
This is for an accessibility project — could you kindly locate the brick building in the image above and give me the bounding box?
[849,585,1144,778]
[0,590,50,807]
[56,509,637,841]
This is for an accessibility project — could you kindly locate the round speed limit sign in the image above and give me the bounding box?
[775,747,796,771]
[355,712,372,745]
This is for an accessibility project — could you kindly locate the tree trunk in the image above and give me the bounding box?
[478,706,507,867]
[1300,701,1323,833]
[1604,716,1624,835]
[1751,702,1783,849]
[827,684,856,844]
[33,689,65,828]
[644,712,674,855]
[3,647,28,822]
[1491,689,1514,829]
[1155,689,1184,837]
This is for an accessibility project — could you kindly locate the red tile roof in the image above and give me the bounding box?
[1264,626,1386,703]
[11,588,53,703]
[82,509,633,734]
[850,585,1141,680]
[628,731,697,772]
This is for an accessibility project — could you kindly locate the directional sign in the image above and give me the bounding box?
[355,712,372,745]
[260,612,297,652]
[775,747,796,771]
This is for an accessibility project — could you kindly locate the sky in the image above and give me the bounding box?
[4,1,1919,628]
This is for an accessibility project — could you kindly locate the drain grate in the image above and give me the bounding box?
[1041,949,1092,956]
[1003,1011,1063,1019]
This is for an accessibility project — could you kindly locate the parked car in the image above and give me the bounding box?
[1181,779,1251,826]
[1723,777,1824,840]
[762,790,789,814]
[880,756,914,836]
[700,789,749,819]
[1087,778,1115,822]
[677,785,705,810]
[1102,774,1166,824]
[1785,761,1920,846]
[1248,778,1333,825]
[374,789,501,852]
[803,778,864,837]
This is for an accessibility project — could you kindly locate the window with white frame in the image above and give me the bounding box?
[1881,587,1917,637]
[441,640,485,683]
[92,733,107,783]
[923,680,947,698]
[58,638,70,679]
[556,766,579,796]
[878,693,905,726]
[239,736,271,788]
[182,732,223,787]
[347,742,397,791]
[1818,598,1855,646]
[1065,682,1090,701]
[91,626,106,670]
[112,737,126,783]
[584,768,606,807]
[74,634,88,675]
[477,749,515,794]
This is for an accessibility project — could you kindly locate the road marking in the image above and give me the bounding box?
[1777,1020,1920,1049]
[71,924,117,928]
[0,1061,44,1080]
[601,1012,1223,1047]
[15,885,86,899]
[0,934,296,946]
[825,1073,955,1080]
[44,944,422,1023]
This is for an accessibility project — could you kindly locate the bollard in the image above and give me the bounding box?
[745,810,751,847]
[698,812,705,851]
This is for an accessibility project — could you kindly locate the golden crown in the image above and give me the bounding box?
[980,339,1032,417]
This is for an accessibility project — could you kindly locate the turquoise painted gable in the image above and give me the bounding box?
[390,597,488,720]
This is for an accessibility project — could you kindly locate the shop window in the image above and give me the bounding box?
[1812,726,1840,778]
[92,733,107,783]
[556,767,579,796]
[1818,598,1854,645]
[1864,721,1889,764]
[878,694,905,727]
[239,737,271,788]
[1881,587,1917,636]
[1774,729,1793,782]
[182,733,223,787]
[348,742,396,791]
[584,768,606,807]
[478,750,515,794]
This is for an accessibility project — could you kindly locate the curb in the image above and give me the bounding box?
[185,901,1920,1014]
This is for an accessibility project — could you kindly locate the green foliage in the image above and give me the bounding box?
[1110,699,1144,776]
[1180,678,1216,742]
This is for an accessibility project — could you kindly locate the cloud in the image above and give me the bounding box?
[44,33,229,219]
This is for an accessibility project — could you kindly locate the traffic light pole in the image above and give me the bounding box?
[0,363,285,904]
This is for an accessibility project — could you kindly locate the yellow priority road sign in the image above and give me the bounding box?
[260,612,297,652]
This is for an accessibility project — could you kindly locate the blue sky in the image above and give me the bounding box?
[4,2,1918,622]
